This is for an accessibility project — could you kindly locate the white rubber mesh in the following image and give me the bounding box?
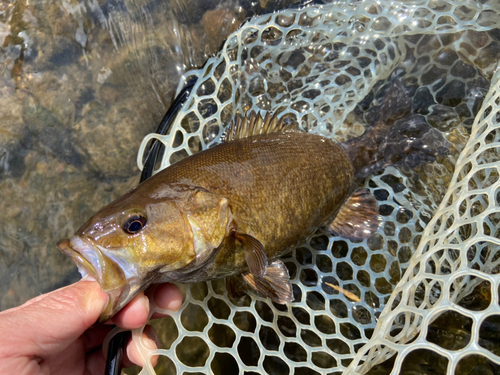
[128,1,500,374]
[345,61,500,374]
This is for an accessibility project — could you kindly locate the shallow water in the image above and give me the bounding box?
[2,1,500,375]
[0,0,306,310]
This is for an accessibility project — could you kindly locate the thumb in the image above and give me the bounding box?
[0,279,108,358]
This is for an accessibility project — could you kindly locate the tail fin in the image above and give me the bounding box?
[342,80,450,180]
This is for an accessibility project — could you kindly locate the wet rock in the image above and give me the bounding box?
[451,60,478,79]
[99,83,121,104]
[45,2,79,36]
[258,0,301,12]
[436,80,466,107]
[433,48,458,67]
[427,104,461,132]
[417,35,442,55]
[474,40,500,75]
[170,0,217,25]
[48,36,82,66]
[0,0,196,310]
[74,99,150,178]
[421,65,448,86]
[239,0,300,15]
[413,86,437,115]
[201,8,246,53]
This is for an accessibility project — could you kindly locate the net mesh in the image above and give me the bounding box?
[127,1,500,374]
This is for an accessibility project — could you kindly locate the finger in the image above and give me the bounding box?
[150,283,183,319]
[124,325,159,368]
[0,280,107,358]
[82,325,113,353]
[110,291,150,329]
[85,345,107,375]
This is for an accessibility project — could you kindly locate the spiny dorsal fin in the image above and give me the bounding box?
[222,111,297,142]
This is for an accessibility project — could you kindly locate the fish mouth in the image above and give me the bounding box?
[57,237,143,323]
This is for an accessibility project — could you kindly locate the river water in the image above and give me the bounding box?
[0,0,308,310]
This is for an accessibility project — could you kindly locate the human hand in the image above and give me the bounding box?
[0,278,183,375]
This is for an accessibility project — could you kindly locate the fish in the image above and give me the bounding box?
[57,80,449,322]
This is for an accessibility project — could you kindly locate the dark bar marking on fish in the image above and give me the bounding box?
[329,188,382,241]
[234,231,268,277]
[242,260,293,304]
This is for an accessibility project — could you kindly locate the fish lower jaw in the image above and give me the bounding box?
[68,237,103,281]
[70,239,147,322]
[57,237,99,281]
[60,237,149,322]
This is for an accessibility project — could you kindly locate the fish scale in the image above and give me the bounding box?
[159,131,354,258]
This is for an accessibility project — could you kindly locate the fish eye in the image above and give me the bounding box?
[123,215,147,234]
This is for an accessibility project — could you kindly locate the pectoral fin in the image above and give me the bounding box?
[329,188,382,241]
[234,231,268,277]
[242,260,294,304]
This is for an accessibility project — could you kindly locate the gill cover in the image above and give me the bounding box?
[101,187,233,321]
[165,187,232,273]
[59,185,233,322]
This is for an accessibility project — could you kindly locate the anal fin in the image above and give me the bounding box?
[242,260,293,304]
[329,188,382,241]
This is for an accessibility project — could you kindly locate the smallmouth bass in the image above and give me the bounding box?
[58,80,448,321]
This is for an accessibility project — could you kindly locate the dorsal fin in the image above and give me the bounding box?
[222,111,297,142]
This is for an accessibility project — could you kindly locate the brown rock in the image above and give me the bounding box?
[201,9,245,53]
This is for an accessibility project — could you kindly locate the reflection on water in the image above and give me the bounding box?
[0,0,305,310]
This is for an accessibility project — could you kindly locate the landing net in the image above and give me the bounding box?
[131,1,500,373]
